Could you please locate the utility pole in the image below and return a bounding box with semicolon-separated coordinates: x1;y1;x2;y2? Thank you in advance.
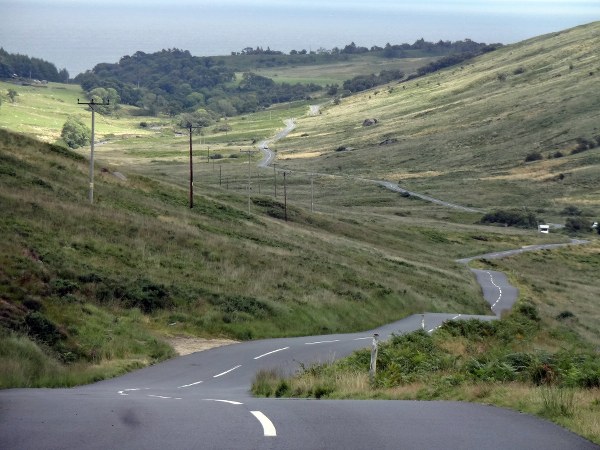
184;124;203;208
78;98;109;204
310;174;314;213
240;149;258;214
283;171;288;222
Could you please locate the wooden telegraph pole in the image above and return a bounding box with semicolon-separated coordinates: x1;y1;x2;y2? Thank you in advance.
77;98;109;204
283;171;289;222
184;124;203;208
240;149;258;214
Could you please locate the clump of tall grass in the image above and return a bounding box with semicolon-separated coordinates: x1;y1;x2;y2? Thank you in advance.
539;385;576;418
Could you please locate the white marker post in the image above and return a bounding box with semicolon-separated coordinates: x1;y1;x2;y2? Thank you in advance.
421;314;425;331
369;333;379;385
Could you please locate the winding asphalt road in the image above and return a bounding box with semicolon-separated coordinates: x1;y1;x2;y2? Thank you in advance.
1;239;596;449
1;120;596;449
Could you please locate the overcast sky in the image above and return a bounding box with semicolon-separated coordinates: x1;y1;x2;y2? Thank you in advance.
3;0;600;13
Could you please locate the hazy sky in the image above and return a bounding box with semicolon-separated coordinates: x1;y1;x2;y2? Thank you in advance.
4;0;600;14
1;0;599;75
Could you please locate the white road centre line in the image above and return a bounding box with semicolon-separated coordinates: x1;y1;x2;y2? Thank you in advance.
250;411;277;437
118;388;144;396
487;271;503;310
178;380;203;388
148;395;180;400
213;365;242;378
253;347;290;360
428;314;462;333
202;399;244;405
304;339;340;345
353;337;371;341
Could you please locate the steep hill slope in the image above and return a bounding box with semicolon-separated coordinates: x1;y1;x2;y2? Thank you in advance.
277;22;600;219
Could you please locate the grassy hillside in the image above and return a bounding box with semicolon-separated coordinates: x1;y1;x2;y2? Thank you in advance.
274;22;600;222
2;126;550;388
1;22;598;394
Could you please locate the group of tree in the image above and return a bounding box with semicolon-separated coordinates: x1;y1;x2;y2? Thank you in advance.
74;48;321;118
415;43;501;77
0;48;69;82
342;69;405;93
231;38;497;59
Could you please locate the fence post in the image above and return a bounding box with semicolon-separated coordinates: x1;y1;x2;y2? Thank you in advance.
369;333;379;385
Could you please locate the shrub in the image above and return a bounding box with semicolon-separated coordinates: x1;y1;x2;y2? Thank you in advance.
571;137;595;155
525;151;543;162
480;210;539;228
565;217;587;233
556;310;575;320
24;312;63;345
61;117;91;149
552;150;564;158
560;205;582;216
516;302;541;322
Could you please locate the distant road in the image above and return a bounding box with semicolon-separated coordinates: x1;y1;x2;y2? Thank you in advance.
257;119;295;168
258;114;483;213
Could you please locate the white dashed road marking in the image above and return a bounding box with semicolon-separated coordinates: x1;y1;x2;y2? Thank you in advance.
178;380;203;388
118;388;147;396
428;314;462;333
253;347;289;360
202;399;244;405
213;365;242;378
487;271;503;310
305;339;340;345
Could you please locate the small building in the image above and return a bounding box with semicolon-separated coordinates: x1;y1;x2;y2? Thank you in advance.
538;224;550;234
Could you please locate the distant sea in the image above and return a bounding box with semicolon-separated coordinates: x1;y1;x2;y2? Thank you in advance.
1;1;598;77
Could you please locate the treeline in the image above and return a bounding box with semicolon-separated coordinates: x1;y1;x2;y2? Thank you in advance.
416;44;502;77
0;48;69;82
74;48;321;117
342;69;405;93
232;38;497;59
224;38;500;70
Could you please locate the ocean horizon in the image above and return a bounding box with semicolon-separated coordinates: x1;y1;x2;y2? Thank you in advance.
1;1;599;77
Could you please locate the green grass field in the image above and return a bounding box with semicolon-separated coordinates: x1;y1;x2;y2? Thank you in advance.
253;54;439;86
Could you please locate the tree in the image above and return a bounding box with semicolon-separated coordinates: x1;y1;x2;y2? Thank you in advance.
176;109;213;128
88;87;120;114
61;116;91;149
58;68;69;83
